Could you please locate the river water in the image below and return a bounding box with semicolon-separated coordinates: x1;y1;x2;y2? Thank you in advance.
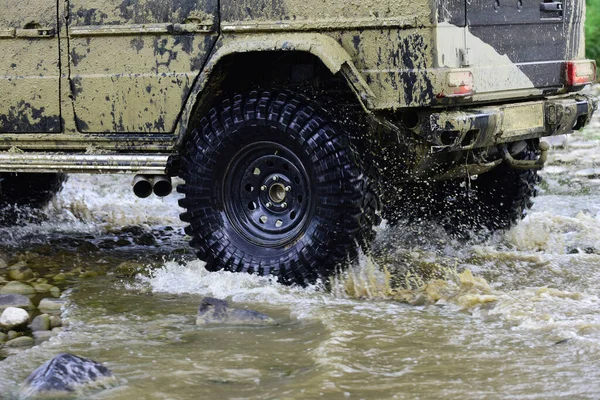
0;88;599;399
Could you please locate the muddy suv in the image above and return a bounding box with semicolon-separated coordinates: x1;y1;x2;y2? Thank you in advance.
0;0;596;284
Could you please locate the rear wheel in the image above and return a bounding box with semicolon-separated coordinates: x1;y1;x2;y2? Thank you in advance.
383;142;541;235
178;90;380;285
0;173;67;224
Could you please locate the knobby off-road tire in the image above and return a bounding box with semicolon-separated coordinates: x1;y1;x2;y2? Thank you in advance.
435;143;541;234
382;142;540;235
178;90;381;285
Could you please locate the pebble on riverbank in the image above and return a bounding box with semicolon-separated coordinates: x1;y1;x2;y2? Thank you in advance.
30;314;51;331
0;281;35;296
38;298;68;313
6;336;34;347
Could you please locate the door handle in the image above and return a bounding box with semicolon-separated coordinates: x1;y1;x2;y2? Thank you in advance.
540;1;563;17
15;27;56;38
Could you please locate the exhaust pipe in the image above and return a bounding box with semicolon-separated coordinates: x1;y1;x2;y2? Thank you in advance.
132;175;153;198
152;175;172;197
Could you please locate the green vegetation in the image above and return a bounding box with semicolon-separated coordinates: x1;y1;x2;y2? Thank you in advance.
587;0;600;76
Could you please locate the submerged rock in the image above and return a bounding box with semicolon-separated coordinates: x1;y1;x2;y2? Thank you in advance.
196;297;276;326
0;293;34;310
20;353;115;397
8;262;34;281
0;307;29;330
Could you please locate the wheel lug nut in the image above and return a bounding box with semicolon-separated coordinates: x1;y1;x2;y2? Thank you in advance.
266;202;272;208
281;202;287;208
261;185;267;191
272;176;278;181
285;186;291;192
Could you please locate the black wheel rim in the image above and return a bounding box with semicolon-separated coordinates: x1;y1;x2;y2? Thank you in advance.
223;141;312;247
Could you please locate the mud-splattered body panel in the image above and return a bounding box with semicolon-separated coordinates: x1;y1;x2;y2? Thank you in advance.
0;0;593;159
0;1;62;133
68;0;217;133
220;0;437;109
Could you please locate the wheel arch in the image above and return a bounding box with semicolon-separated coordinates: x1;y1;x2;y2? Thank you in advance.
173;33;376;148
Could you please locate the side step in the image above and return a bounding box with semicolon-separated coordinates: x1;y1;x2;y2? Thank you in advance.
0;153;173;174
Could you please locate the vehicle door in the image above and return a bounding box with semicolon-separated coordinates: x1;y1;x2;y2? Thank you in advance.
67;0;218;133
0;0;61;133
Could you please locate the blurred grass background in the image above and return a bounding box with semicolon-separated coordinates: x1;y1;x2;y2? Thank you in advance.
587;0;600;78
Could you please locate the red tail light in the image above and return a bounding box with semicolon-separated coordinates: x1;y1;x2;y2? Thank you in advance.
566;60;597;86
438;70;474;98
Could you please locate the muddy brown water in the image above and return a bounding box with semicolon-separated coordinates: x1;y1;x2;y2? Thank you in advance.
1;89;600;399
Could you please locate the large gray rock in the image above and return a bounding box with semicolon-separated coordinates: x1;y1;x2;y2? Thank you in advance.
0;307;29;330
196;297;276;326
20;353;116;397
0;293;34;311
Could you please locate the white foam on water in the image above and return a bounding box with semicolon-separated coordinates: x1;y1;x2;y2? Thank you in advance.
50;174;184;227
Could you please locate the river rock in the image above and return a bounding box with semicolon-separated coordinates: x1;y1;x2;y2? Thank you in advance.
49;315;62;329
33;283;53;293
0;281;35;295
38;298;68;313
49;286;61;297
8;263;34;281
0;293;34;311
196;297;276;326
7;330;22;340
30;314;51;331
134;232;157;246
0;307;30;330
20;353;116;397
0;332;7;343
5;336;34;347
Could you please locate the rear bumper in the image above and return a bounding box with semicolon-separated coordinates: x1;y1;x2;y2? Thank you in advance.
408;94;597;152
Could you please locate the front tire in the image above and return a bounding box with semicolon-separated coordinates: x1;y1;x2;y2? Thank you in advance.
178;91;380;285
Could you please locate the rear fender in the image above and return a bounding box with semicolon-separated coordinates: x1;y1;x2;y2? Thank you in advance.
174;33;375;146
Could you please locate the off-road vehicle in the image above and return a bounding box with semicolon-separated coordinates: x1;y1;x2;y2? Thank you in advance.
0;0;596;284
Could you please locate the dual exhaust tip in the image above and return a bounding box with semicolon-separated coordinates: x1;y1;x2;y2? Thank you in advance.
132;174;172;198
